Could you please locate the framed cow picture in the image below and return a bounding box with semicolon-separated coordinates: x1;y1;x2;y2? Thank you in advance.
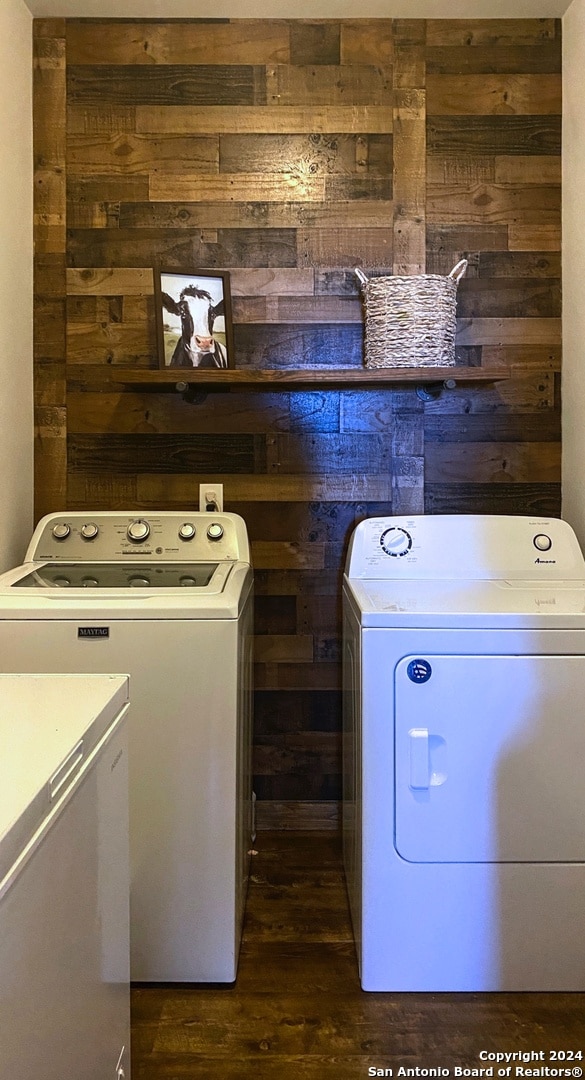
154;268;235;370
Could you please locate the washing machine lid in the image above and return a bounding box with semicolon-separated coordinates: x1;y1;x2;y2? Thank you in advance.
11;561;223;590
0;561;252;618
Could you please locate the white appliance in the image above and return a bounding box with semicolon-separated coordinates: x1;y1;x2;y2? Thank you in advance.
0;511;254;983
0;673;130;1080
343;514;585;991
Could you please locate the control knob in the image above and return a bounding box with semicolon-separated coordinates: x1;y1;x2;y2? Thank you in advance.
80;522;99;540
178;522;196;541
380;526;413;557
127;519;150;543
52;523;70;541
533;533;552;552
207;523;224;541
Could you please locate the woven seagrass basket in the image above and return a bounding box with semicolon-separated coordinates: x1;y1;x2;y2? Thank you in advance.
355;259;468;368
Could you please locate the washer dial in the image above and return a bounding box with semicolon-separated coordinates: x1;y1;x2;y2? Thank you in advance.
380;527;413;557
80;522;99;540
207;523;224;541
52;523;70;540
178;522;196;541
127;519;150;543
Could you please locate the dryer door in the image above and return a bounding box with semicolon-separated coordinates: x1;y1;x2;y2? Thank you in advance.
395;654;585;863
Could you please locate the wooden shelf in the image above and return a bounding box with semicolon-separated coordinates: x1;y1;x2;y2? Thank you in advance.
110;366;510;389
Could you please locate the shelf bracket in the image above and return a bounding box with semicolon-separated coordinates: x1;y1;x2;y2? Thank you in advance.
416;378;458;402
175;381;208;405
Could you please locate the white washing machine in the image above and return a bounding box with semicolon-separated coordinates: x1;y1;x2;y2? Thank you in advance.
0;511;254;984
343;514;585;991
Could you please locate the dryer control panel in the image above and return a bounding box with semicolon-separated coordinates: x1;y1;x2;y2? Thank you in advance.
346;515;585;580
26;512;251;564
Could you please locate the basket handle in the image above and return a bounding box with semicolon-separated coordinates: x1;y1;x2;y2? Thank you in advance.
448;259;468;283
354;268;369;287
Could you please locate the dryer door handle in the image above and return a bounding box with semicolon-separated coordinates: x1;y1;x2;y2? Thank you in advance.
408;728;430;789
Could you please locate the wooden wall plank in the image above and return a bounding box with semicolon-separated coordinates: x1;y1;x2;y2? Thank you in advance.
509;224;561;250
266;65;393;107
232;296;362;323
425;483;561;516
392;27;426;277
299;229;393;269
427;115;561;156
425;442;560;483
426;183;560;225
68;433;265;474
426;43;561;75
67;65;267;106
116;200;394;230
233;324;363;369
494;155;561;184
134;474;393;504
218;133;391;176
67;133;219;173
149;173;328;203
135;104;393;134
66;20;291;66
426;74;561;114
457;279;560;318
426;20;558;45
340;20;394;65
456;317;561;345
289;22;340;65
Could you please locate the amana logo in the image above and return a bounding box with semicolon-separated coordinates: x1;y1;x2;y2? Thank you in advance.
534;558;556;564
78;626;110;639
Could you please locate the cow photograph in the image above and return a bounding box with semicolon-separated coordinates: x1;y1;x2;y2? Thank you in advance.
154;269;234;370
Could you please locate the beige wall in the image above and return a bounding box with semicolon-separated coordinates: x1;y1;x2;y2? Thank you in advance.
23;0;570;16
562;0;585;544
0;0;33;572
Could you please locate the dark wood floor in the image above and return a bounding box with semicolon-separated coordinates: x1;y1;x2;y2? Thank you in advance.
132;832;585;1078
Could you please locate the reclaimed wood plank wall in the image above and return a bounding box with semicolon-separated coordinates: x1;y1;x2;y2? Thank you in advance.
33;17;561;828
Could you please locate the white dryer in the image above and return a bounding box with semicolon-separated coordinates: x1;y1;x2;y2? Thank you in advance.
0;511;253;984
343;514;585;991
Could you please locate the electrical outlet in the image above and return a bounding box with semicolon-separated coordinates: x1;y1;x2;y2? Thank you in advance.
199;483;224;512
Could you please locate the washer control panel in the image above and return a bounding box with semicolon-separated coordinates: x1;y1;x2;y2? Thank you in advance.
28;512;251;564
346;515;585;580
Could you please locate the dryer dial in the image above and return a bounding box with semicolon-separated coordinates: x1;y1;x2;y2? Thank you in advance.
380;527;412;557
127;519;150;543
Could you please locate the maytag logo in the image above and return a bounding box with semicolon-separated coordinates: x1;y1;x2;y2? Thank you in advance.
78;627;110;639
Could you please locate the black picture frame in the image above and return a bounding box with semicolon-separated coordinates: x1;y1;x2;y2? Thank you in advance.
154;268;235;370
